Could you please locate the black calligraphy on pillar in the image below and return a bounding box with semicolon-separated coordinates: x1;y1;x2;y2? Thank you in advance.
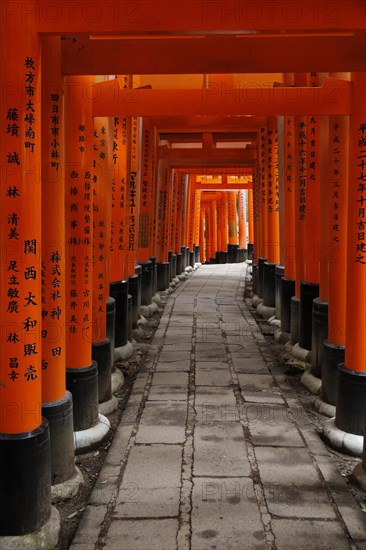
355;122;366;264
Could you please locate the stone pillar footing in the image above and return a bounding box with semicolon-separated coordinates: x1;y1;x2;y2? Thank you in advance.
323;418;363;457
74;413;111;454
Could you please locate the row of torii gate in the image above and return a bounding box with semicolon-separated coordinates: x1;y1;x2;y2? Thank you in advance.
0;0;366;546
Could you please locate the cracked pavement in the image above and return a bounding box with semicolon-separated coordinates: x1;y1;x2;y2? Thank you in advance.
70;264;366;550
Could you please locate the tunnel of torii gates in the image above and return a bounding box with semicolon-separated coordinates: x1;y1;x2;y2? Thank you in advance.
0;0;366;543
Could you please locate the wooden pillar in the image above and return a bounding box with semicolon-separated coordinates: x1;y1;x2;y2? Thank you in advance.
0;18;54;539
267;117;280;264
92;116;115;407
194;190;202;250
138;121;154;262
259;127;268;259
252;170;261;264
248;187;254;245
305;73;321;285
156;161;171;262
211;200;218;257
64;75;103;439
228;191;238;245
126;116;140;277
294;74;307;298
187;176;196;250
283;114;296;280
40;35;78;492
222;192;229;252
175;173;185;253
199;205;206;264
238;190;247;249
334;72;366;437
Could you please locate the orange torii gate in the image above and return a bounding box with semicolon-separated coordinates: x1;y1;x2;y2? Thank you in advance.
1;1;366;544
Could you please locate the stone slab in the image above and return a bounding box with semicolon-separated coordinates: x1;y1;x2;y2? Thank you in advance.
136;401;187;444
271;519;350;550
247;403;304;447
191;477;266;550
121;444;182;489
105;519;178;550
195;368;232;386
194;422;250;477
114;486;180;518
255;447;337;519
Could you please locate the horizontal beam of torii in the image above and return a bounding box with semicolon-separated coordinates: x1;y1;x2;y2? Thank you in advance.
7;0;365;33
149;116;267;133
62;33;366;75
91;79;352;116
193;183;253;191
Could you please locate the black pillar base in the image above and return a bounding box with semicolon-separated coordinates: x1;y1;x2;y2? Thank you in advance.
168;250;173;281
106;297;116;353
321;340;345;406
110;280;129;348
181;246;187;271
171;254;177;278
185;247;190;268
252;264;258;295
176;253;183;275
247;243;254;261
335;364;366;435
257;257;268;299
92;339;112;404
263;262;276;307
189;251;195;268
280;277;295;333
290;296;300;344
127;294;133;340
157;262;170;291
66;362;99;432
275;265;285;319
299;281;319;350
148;257;157;296
139;261;153;305
228;244;239;263
128;274;140;328
42;391;75;486
0;420;51;536
237;248;247;262
311;299;328;378
194;245;200;263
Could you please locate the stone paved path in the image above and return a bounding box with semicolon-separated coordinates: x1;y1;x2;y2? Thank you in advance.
71;264;366;550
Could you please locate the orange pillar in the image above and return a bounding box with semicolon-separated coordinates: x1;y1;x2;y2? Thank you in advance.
126;116;140;277
238;190;247;250
335;72;366;437
109;97;131;352
64;76;102;438
138;121;154;262
0;18;55;539
175;173;185;253
259;127;268;260
252;169;261;265
248;187;254;246
217;195;223;254
187;176;196;251
211;200;218;258
193;189;202;261
267;117;280;264
321;113;349;406
222;193;229;253
228;192;238;245
41;35;78;491
92;116;115;408
199;205;206;264
280;112;297;333
297;73;321;352
156;160;172;263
